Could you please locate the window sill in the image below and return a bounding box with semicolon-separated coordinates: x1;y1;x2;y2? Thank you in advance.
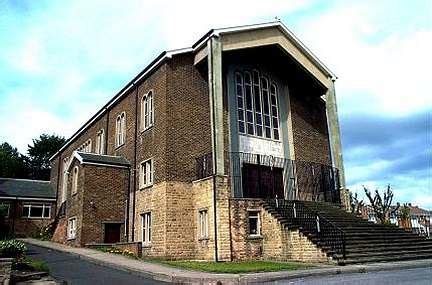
247;235;263;240
140;125;154;134
198;237;210;241
115;143;125;150
142;243;152;248
139;184;153;191
67;237;76;241
239;133;281;143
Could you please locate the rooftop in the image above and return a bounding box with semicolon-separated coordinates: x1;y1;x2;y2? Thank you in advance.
0;178;56;199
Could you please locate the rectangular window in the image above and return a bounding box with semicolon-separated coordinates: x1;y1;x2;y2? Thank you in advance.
0;202;10;218
141;212;152;246
248;211;260;236
22;204;51;219
198;209;208;239
139;159;153;188
68;217;77;240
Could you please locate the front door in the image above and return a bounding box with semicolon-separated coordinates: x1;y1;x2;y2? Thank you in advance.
242;163;284;198
104;223;121;243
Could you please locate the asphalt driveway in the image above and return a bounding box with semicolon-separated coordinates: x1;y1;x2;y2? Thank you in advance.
26;243;167;285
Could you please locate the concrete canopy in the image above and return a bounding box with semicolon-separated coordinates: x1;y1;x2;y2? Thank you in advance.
193;22;336;89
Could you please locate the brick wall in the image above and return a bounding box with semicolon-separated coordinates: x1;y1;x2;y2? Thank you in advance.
81;164;129;245
290;94;331;165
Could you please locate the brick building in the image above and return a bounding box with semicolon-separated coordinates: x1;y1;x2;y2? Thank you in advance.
0;178;56;237
49;22;349;262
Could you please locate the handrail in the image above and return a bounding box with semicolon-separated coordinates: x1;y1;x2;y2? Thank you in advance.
268;199;346;259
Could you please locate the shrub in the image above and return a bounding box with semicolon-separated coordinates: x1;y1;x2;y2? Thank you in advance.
0;239;27;258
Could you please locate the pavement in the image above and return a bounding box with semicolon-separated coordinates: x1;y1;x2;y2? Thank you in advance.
21;238;432;284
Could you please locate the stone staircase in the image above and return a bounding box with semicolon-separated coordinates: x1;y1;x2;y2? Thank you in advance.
264;200;432;265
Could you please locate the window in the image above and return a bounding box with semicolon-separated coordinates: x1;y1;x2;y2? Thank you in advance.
235;70;280;140
22;204;51;219
77;139;92;153
139;159;153;188
68;217;77;240
61;157;69;203
141;91;154;131
141;212;152;246
95;129;105;154
72;166;79;195
116;112;126;147
198;209;208;239
248;211;260;236
0;202;10;218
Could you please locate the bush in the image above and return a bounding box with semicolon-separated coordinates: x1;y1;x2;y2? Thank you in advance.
0;239;27;258
13;257;50;273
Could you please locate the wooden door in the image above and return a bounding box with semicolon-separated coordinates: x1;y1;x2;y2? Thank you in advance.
104;223;121;243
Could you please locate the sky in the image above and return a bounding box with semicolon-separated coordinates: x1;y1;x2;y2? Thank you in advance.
0;0;431;208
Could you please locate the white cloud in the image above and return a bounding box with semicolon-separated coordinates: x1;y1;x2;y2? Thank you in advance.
295;1;432;115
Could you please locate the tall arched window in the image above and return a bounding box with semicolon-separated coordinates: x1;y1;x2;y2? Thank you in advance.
235;69;280;140
116;112;126;147
61;157;69;203
95;129;105;154
72;166;79;195
141;91;154;131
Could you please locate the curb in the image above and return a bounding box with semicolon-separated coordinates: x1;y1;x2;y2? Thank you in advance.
22;239;432;284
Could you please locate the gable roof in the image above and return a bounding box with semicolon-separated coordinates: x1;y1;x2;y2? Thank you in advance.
49;21;335;162
70;151;130;169
0;178;56;199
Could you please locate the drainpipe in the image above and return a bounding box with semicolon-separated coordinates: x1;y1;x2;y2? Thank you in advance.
131;84;139;241
105;108;109;155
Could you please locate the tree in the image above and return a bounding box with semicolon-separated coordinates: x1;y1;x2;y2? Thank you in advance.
0;142;29;178
349;191;364;216
27;134;66;180
364;184;399;224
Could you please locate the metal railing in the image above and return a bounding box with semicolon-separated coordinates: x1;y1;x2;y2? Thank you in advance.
230;152;341;203
267;199;346;258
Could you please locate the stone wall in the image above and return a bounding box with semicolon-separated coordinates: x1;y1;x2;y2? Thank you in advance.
230;198;331;263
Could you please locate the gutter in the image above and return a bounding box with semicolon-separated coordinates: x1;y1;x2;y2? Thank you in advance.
131;83;139;241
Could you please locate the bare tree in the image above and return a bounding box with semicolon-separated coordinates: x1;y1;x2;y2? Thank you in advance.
349;191;364;215
363;184;399;224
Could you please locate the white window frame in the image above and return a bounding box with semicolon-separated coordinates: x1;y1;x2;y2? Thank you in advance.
67;217;77;240
116;112;126;147
139;159;154;189
95;129;105;154
141;212;152;246
141;91;154;131
22;203;51;219
0;202;10;218
248;211;261;237
198;209;209;239
72;166;79;195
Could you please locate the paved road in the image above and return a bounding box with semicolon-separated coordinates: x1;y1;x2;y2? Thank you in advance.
268;267;432;285
26;244;167;285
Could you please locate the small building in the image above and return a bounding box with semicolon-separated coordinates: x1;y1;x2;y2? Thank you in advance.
0;178;56;237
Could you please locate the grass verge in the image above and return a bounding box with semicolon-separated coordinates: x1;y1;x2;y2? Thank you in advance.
155;260;312;274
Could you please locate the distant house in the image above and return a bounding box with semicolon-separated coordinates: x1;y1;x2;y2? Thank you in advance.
0;178;56;237
359;203;431;238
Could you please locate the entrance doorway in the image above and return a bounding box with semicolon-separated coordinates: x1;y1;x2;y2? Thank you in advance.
104;223;121;243
242;163;284;198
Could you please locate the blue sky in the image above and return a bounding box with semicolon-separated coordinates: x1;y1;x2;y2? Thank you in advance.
0;0;431;208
